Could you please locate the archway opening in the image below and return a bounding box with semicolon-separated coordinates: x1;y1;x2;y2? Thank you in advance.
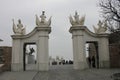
23;43;37;71
85;41;99;68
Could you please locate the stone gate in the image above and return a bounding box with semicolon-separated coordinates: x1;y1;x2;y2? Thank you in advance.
69;12;110;70
11;11;110;71
11;11;51;71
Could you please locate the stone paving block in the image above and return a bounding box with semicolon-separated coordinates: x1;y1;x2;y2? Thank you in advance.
0;65;120;80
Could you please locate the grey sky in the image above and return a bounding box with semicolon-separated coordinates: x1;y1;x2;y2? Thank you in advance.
0;0;100;60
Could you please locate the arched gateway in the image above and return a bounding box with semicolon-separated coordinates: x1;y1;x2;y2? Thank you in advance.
11;11;51;71
69;12;110;70
11;11;110;71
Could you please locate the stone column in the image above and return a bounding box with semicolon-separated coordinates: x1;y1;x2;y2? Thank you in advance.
37;27;51;71
99;36;110;68
69;26;88;70
11;38;23;71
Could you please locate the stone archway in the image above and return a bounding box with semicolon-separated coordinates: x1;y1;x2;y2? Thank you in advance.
23;43;37;71
69;12;110;70
85;41;99;68
11;11;51;71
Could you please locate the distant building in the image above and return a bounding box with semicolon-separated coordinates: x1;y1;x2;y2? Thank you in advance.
49;56;65;65
49;56;73;65
0;46;12;71
109;43;120;68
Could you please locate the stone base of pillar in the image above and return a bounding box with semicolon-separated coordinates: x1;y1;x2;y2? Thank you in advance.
28;55;35;64
37;63;49;71
99;61;110;68
11;63;23;71
73;61;88;70
25;64;37;71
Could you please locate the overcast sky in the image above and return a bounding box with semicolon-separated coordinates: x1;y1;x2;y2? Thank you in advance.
0;0;100;60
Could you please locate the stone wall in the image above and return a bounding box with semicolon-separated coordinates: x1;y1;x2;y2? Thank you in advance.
0;46;12;71
109;44;120;68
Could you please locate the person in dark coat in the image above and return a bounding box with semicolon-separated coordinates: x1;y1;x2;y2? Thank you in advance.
91;56;96;68
88;57;91;68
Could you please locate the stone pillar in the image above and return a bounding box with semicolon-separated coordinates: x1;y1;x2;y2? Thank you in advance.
11;38;23;71
69;26;88;70
99;36;110;68
37;27;51;71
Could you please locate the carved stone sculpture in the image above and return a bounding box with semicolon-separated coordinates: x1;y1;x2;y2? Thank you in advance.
36;11;51;27
69;11;85;26
12;19;26;35
93;20;107;34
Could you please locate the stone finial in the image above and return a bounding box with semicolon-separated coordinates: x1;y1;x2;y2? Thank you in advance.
40;11;46;23
69;11;85;26
12;19;26;35
36;11;51;27
93;20;107;34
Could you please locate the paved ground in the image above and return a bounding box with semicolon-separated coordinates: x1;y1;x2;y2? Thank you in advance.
0;65;120;80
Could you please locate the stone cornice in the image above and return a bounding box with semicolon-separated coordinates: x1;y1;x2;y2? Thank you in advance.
11;27;51;39
69;26;109;38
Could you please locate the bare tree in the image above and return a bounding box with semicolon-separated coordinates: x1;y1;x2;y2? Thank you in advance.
99;0;120;44
99;0;120;32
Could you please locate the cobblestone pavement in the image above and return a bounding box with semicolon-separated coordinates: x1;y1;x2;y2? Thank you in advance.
0;65;120;80
0;71;37;80
33;65;120;80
